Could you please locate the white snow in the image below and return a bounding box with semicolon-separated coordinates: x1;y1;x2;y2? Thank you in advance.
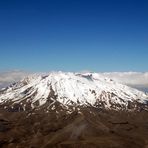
0;72;147;109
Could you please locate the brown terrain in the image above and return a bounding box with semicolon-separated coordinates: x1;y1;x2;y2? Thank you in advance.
0;106;148;148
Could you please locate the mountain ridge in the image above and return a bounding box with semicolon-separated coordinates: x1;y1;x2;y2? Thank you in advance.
0;72;147;111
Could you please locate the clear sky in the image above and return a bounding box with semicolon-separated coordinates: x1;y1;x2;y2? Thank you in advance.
0;0;147;72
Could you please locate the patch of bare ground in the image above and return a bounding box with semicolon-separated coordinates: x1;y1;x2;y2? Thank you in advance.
0;107;148;148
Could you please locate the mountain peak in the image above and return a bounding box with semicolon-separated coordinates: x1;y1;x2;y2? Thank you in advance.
0;72;147;111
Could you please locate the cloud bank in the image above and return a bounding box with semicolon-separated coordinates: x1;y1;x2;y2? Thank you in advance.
0;70;31;89
102;72;148;87
0;71;148;92
101;72;148;92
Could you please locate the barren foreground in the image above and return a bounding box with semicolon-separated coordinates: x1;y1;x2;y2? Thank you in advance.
0;108;148;148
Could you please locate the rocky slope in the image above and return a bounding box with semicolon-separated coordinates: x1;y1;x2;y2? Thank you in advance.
0;107;148;148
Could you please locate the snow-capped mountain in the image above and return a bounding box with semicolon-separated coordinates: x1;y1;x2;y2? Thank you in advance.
0;72;148;148
0;72;147;111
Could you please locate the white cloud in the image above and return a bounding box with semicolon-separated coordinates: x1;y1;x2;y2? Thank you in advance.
0;70;31;88
102;72;148;87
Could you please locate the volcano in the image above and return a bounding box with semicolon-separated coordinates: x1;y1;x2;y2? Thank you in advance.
0;72;148;148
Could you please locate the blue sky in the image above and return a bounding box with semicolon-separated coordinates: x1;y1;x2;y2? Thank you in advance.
0;0;148;72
